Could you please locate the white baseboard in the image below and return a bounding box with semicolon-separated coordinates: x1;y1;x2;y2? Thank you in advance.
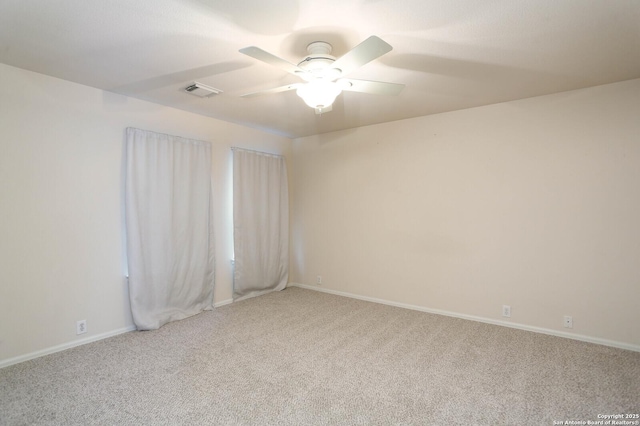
214;298;233;308
0;325;137;370
1;301;234;370
4;286;634;370
288;283;640;353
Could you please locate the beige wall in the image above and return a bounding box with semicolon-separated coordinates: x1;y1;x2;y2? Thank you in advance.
0;63;291;363
291;79;640;348
1;60;638;364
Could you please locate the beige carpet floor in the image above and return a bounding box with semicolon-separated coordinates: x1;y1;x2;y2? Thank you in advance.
1;287;638;425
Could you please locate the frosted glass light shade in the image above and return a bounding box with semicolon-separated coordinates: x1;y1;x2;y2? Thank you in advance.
296;81;342;109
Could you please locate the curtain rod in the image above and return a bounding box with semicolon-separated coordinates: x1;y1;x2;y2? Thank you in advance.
126;127;211;146
231;146;284;158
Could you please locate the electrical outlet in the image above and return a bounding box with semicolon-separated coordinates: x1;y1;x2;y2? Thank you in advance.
316;275;322;285
502;305;511;318
76;320;87;335
563;315;573;328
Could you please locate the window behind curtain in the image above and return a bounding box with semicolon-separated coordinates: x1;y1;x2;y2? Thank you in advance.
232;148;288;301
125;127;215;330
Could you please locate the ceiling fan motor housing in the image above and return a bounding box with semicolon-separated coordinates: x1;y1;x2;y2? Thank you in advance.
297;41;341;80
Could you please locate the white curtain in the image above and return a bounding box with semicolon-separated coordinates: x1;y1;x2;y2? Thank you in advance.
125;128;215;330
232;148;289;301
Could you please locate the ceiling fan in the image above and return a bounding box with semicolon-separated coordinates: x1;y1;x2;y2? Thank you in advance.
239;36;404;114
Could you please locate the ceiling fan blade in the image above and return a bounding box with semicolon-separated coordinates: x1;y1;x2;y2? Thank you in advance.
239;46;305;76
331;36;393;77
240;83;303;98
338;79;405;96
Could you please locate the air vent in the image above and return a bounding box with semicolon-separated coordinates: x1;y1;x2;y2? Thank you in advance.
184;82;223;97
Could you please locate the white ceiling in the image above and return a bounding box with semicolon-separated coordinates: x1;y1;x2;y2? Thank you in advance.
1;0;639;138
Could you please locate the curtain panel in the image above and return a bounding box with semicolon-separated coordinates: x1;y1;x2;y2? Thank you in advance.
232;148;289;301
125;128;215;330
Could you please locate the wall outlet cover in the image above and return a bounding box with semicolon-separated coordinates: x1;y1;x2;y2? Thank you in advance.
564;315;573;328
502;305;511;318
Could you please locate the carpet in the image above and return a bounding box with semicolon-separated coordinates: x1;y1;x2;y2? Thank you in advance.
1;287;638;425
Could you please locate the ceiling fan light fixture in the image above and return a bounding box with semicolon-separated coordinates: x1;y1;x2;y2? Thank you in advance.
239;36;403;114
296;80;342;109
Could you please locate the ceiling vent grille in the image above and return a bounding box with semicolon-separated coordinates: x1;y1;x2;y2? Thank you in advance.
184;82;223;97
